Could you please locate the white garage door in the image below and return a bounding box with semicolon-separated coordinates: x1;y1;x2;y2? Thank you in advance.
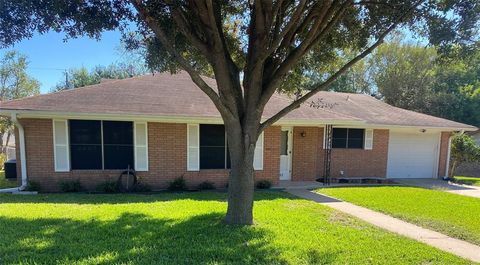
387;131;439;179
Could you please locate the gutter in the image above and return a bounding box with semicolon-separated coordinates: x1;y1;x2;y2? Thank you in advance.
0;113;28;192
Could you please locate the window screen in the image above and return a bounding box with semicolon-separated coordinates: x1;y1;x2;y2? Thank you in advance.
103;121;134;169
69;120;102;170
200;124;226;169
332;128;364;149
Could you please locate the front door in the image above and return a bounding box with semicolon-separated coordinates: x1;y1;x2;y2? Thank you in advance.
279;127;293;180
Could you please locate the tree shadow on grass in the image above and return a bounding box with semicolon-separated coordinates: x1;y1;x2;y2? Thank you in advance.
0;190;296;205
0;212;287;265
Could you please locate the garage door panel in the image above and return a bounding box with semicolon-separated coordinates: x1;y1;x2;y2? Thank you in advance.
387;132;439;179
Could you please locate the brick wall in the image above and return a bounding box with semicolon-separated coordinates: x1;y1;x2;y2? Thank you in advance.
291;126;322;181
437;132;451;177
291;127;389;181
16;118;280;192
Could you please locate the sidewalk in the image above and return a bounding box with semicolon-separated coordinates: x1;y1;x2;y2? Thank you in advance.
287;189;480;263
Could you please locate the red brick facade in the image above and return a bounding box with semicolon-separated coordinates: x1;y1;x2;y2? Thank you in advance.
291;127;389;181
437;132;451;177
16;119;280;191
15;118;452;191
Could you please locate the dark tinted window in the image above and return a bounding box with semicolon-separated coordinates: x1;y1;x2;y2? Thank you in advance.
347;129;364;149
103;121;134;169
69;120;102;170
332;128;364;149
200;124;226;169
332;128;348;148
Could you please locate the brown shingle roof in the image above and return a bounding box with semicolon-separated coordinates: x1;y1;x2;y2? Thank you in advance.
0;71;475;130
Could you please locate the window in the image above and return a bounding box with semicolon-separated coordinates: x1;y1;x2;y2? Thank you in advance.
200;124;228;169
280;130;288;155
332;128;364;149
188;124;264;171
69;120;102;170
103;121;134;169
69;120;134;170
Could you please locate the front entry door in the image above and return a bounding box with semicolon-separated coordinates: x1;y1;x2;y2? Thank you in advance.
279;127;293;180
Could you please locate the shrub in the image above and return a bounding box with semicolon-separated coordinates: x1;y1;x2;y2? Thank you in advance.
0;153;6;170
255;180;272;189
59;179;83;192
168;176;187;191
132;182;152;192
96;180;119;193
197;181;215;190
449;133;480;178
25;181;41;192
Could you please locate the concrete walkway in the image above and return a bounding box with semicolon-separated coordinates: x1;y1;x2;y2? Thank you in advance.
287;189;480;263
394;178;480;198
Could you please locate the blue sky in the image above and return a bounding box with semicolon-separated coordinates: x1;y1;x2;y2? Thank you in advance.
0;30;127;93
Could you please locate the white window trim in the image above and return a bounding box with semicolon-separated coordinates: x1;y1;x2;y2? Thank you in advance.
187;124;200;171
53;119;70;172
134;122;149;171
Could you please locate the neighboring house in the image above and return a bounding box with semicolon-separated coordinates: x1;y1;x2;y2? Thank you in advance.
0;72;476;191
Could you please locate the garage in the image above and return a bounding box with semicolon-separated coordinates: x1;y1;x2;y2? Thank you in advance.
386;130;440;178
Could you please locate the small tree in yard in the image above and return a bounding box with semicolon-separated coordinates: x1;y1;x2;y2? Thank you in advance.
449;133;480;178
1;0;478;225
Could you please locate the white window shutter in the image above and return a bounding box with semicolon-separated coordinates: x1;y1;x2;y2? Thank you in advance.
187;124;200;171
53;120;70;172
364;129;374;150
134;122;149;171
253;132;264;170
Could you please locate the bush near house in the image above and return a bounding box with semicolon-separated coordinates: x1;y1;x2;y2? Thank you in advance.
168;176;188;191
59;180;83;192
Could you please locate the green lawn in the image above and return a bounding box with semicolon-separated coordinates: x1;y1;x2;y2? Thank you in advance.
0;191;470;264
318;186;480;246
454;176;480;186
0;170;17;189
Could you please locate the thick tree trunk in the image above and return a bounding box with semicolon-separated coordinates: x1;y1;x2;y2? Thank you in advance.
224;124;258;225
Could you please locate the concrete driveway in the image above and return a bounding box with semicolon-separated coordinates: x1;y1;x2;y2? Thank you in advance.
394;178;480;198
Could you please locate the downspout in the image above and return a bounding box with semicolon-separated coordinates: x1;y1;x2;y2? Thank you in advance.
0;113;27;192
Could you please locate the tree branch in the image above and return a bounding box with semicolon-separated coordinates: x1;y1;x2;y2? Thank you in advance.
259;0;425;130
130;0;234;119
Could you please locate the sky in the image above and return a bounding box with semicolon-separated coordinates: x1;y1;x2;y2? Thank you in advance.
0;30;128;93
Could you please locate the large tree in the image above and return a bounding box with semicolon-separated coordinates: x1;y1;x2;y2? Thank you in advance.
1;0;478;224
0;51;40;154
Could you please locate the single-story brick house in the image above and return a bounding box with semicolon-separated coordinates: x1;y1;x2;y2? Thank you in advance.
0;72;476;191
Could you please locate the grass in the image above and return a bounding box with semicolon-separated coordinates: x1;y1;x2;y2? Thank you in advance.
318;186;480;246
0;191;470;264
453;176;480;186
0;170;17;189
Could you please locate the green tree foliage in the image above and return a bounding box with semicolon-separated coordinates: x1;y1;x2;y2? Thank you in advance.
363;39;480;127
53;63;148;91
449;133;480;178
0;51;40;153
369;39;437;112
1;0;478;224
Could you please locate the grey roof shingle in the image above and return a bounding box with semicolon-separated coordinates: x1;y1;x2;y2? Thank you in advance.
0;71;475;130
